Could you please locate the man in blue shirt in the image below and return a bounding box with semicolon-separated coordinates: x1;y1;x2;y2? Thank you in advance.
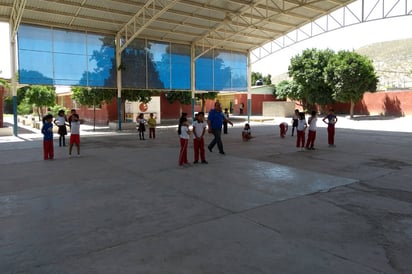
207;102;233;155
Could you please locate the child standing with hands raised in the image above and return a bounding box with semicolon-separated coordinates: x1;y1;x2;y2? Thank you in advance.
193;112;208;164
178;117;191;166
296;112;307;151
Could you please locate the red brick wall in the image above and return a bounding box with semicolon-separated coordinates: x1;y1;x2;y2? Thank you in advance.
58;90;412;124
160;93;198;119
58;94;110;125
327;90;412;116
0;86;4;127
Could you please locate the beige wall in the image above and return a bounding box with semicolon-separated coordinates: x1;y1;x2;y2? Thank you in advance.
263;101;295;117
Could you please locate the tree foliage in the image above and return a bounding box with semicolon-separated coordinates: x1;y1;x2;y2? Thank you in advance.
252;72;272;85
72;87;153;107
287;48;378;115
196;92;218;112
325;50;378;117
72;87;111;107
165;91;191;105
288;48;335;109
25;85;56;120
274;80;303;101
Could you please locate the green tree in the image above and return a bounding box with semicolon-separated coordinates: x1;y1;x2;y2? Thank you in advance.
165;91;191;114
325;50;378;118
274;80;304;102
252;72;272;85
196;92;218;112
71;87;112;107
0;77;9;89
72;87;153;122
165;91;191;104
288;48;335;110
25;85;56;121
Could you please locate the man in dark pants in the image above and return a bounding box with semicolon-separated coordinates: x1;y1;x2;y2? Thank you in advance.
207;102;233;155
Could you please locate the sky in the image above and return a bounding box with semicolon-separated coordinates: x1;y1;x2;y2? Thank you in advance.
1;11;412;80
252;15;412;77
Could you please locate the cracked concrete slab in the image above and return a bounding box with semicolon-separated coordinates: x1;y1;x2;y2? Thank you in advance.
0;121;411;273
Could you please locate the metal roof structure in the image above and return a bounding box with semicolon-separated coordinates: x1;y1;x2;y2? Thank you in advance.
1;0;356;55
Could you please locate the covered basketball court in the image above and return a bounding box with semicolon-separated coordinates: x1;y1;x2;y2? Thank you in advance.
2;2;412;273
1;0;356;135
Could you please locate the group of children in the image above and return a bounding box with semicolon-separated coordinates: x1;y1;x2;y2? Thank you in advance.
41;109;81;160
178;112;208;167
280;108;338;151
136;113;157;140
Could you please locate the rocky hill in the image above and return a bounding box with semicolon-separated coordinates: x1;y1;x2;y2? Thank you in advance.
271;38;412;89
356;38;412;89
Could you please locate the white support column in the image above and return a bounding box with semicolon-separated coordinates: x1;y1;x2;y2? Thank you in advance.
247;50;252;123
116;34;122;130
9;23;18;135
191;43;195;119
9;0;27;136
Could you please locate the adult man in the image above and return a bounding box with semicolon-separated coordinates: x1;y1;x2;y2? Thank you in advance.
207;102;233;155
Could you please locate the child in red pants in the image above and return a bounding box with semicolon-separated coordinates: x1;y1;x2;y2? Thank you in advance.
41;114;54;160
279;122;288;138
178;117;191;166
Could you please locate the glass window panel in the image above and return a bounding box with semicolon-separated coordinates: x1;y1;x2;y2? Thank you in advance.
18;25;53;84
54;52;87;86
18;25;52;51
214;50;231;91
86;34;116;87
195;47;213;91
53;29;86;55
147;41;168;89
231;52;247;91
18;51;53;84
171;44;190;90
122;38;146;88
53;29;87;85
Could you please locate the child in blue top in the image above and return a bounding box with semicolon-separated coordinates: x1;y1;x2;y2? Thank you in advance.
41;114;54;160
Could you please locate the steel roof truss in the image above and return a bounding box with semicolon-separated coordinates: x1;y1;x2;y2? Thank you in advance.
118;0;180;52
9;0;26;40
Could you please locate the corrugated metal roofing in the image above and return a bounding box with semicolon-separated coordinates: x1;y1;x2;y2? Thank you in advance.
0;0;356;53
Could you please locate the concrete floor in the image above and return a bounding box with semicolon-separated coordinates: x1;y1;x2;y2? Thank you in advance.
0;118;411;274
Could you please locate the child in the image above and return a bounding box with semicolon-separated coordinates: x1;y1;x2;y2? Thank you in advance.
136;113;146;140
291;109;299;136
223;108;229;134
279;122;288;138
296;112;307;151
193;112;208;164
54;109;68;147
305;110;318;150
178;117;191;166
41;114;54;160
147;113;156;139
322;108;338;147
69;114;81;157
242;123;253;141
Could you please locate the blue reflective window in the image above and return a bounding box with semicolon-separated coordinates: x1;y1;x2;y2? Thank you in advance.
230;52;247;91
147;41;168;89
195;48;247;92
18;25;116;87
171;44;190;90
86;35;115;87
53;29;87;86
17;24;247;91
122;39;146;88
18;51;54;85
18;25;53;84
195;48;213;91
214;50;231;91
